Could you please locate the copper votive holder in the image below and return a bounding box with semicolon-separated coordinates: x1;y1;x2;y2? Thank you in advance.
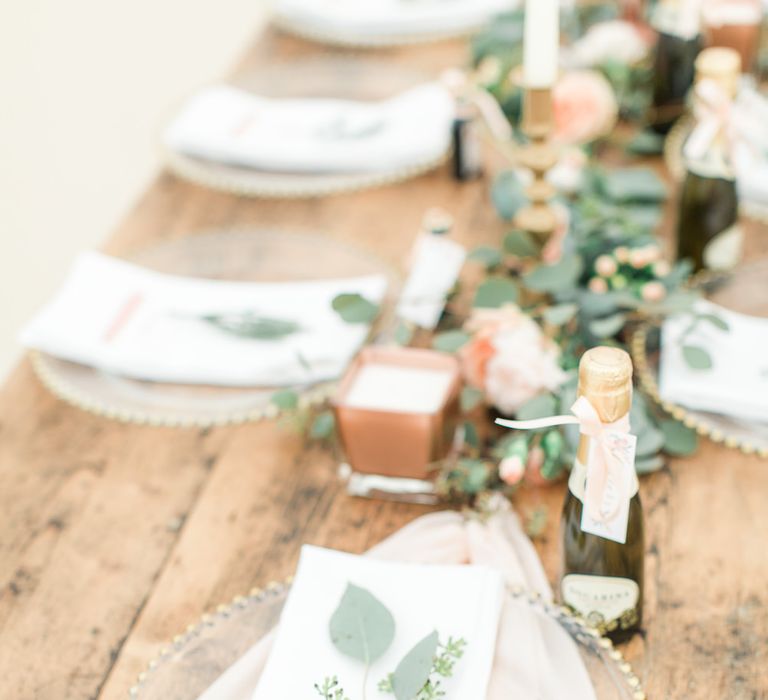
333;347;461;487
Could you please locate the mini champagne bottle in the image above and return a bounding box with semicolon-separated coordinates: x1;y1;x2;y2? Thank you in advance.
561;347;644;643
650;0;702;134
676;47;742;272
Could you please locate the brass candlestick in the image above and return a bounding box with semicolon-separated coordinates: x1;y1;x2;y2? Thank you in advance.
514;87;558;241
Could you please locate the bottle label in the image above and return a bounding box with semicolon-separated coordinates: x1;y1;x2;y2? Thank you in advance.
703;223;743;270
569;430;638;545
561;574;640;634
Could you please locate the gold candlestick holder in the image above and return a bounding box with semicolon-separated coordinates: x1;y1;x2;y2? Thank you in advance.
514;87;559;242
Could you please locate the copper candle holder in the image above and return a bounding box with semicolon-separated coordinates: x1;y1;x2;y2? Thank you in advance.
514;86;559;241
333;347;461;497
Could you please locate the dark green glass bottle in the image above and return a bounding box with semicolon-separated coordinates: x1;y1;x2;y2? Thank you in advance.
650;30;702;134
649;0;702;134
560;347;644;643
676;168;739;271
676;47;742;272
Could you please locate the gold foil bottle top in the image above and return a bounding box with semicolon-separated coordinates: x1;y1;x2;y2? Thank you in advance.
695;47;742;98
578;346;633;423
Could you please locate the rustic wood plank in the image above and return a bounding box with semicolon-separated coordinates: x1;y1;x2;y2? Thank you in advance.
1;23;767;700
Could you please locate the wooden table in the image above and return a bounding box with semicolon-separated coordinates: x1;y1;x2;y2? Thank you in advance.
2;28;767;700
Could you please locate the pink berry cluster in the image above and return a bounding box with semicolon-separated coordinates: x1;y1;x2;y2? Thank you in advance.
587;244;670;302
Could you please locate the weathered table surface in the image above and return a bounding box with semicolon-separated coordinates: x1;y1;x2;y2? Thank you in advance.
2;27;767;700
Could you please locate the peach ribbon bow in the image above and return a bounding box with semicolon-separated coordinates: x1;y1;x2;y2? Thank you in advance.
496;395;632;524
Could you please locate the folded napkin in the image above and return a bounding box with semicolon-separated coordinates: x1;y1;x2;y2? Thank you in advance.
274;0;518;40
660;300;768;423
164;84;454;174
20;251;387;387
254;546;503;698
197;499;596;700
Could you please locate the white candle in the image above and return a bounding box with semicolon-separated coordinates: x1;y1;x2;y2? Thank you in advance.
343;363;454;414
523;0;560;88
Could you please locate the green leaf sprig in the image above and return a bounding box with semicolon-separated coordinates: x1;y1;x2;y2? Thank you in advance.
322;584;467;700
199;312;302;340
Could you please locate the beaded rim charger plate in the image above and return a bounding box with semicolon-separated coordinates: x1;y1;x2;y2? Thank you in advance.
664;115;768;225
32;230;400;428
631;259;768;458
161;59;450;198
129;580;646;700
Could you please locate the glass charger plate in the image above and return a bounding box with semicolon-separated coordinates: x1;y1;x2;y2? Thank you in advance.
665;115;768;224
631;259;768;457
162;59;449;198
32;230;400;427
129;581;646;700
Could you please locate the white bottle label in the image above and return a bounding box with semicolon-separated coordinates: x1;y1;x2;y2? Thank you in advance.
561;574;640;632
703;223;743;271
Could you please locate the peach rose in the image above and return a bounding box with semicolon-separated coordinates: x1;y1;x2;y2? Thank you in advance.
552;70;618;145
459;305;529;389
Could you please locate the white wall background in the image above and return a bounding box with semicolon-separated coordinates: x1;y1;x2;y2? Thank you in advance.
0;1;268;381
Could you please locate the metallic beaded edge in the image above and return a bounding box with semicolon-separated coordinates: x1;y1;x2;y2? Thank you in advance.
127;578;292;699
129;581;646;700
163;147;450;199
30;350;335;428
664;115;768;225
630;324;768;459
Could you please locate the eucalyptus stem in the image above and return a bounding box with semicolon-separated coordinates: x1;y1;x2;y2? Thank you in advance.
361;664;369;700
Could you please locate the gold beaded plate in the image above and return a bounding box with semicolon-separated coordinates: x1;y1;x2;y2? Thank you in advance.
31;230;400;428
665;115;768;225
631;259;768;458
129;580;646;700
161;59;450;199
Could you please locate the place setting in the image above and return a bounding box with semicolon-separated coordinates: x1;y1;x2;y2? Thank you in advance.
270;0;520;47
22;229;400;426
161;58;457;198
7;1;768;700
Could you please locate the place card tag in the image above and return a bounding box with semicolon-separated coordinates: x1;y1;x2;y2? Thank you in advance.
396;234;466;330
581;432;637;544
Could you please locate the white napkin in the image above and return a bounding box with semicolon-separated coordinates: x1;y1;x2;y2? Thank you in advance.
20;251;387;387
253;545;503;699
660;300;768;423
274;0;519;40
164;84;454;174
196;500;596;700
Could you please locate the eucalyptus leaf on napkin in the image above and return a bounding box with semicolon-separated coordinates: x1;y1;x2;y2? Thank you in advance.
330;584;395;664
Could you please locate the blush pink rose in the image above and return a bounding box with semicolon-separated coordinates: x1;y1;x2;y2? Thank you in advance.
552;70;618;145
483;315;567;416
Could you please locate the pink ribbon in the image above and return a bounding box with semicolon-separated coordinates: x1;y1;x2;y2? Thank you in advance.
496;396;632;524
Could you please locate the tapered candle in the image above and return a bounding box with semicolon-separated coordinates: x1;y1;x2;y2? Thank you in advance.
523;0;560;88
